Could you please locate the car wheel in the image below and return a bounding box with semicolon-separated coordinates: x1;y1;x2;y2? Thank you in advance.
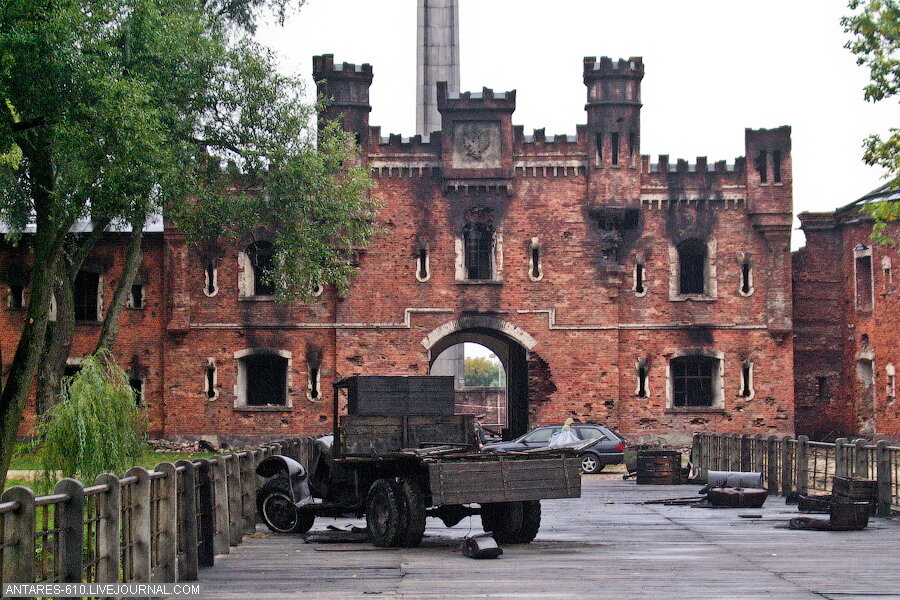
257;477;314;533
396;477;427;547
366;478;406;547
580;454;603;474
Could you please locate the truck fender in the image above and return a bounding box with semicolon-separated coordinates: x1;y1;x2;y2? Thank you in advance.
256;455;312;505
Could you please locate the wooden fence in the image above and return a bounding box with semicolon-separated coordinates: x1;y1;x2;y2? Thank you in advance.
691;433;900;516
0;437;319;588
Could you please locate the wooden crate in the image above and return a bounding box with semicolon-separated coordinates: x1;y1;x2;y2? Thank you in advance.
428;456;581;505
341;414;475;455
344;375;455;416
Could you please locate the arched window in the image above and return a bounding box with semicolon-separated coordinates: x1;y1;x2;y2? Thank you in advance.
677;239;707;295
235;348;291;408
463;223;494;280
246;241;275;296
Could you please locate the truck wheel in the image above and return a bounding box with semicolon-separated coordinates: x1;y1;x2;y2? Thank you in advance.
480;502;523;544
257;477;315;534
366;478;405;547
513;501;541;544
396;477;427;547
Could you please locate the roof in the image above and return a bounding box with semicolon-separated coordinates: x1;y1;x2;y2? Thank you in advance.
0;212;164;235
837;182;900;216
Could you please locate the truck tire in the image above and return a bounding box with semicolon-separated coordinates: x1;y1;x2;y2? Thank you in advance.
396;477;427;547
513;500;541;543
366;478;406;547
257;477;315;534
479;502;523;544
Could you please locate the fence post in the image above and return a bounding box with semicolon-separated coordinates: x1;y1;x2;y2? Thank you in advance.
240;451;257;534
834;438;848;478
175;460;199;581
766;435;779;494
1;486;35;584
55;478;85;590
781;435;794;495
690;433;701;471
740;434;752;472
94;473;121;584
875;441;891;517
194;459;216;568
153;463;179;583
853;439;869;478
125;467;152;583
212;457;231;554
796;435;809;496
225;455;243;546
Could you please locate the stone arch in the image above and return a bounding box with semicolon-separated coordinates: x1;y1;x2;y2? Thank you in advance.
421;316;537;352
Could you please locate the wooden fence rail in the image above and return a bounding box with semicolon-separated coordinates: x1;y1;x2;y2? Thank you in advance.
0;436;317;589
691;433;900;516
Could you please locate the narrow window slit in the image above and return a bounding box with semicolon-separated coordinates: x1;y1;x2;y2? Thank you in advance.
309;366;320;400
206;362;216;399
531;247;540;279
611;132;619;165
773;150;782;183
741;262;752;295
756;150;768;183
740;363;753;398
635;263;645;294
816;376;828;400
595;133;603;163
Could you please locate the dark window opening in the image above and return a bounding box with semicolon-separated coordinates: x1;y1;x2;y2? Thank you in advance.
247;241;275;296
637;365;648;398
856;255;873;311
677;239;706;295
206;364;216;399
816;376;828;401
629;132;636;158
671;355;717;408
464;224;493;280
205;263;216;295
129;284;144;308
9;284;24;309
740;363;752;397
611;132;619;165
64;364;82;379
129;378;143;405
418;248;428;280
595;133;603;163
73;271;100;321
309;366;320;399
756;150;768;183
635;263;645;294
741;262;752;294
245;353;287;406
773;150;782;183
531;246;541;279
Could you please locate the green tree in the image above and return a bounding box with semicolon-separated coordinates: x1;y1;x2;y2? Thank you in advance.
0;0;377;486
842;0;900;237
465;357;502;388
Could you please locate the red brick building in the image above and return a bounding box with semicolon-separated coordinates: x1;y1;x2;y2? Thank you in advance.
793;185;899;441
3;54;797;444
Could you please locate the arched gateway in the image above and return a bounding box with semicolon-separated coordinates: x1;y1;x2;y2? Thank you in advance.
422;317;535;439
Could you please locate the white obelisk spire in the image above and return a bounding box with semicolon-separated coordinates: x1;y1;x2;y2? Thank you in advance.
416;0;460;137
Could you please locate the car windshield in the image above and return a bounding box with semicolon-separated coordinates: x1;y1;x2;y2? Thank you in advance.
575;427;607;441
521;428;557;443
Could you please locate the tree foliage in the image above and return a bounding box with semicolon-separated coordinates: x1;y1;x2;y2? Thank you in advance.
39;352;147;483
842;0;900;238
465;357;503;388
0;0;376;485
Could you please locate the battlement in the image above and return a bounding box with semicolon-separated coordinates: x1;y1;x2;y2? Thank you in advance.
369;126;439;151
312;54;373;79
648;155;745;174
583;56;644;78
437;82;516;112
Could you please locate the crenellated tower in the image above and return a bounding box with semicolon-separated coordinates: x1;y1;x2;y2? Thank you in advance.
583;56;644;205
313;54;374;152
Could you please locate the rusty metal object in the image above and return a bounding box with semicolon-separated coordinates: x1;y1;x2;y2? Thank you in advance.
635;450;682;485
798;494;832;514
705;487;768;508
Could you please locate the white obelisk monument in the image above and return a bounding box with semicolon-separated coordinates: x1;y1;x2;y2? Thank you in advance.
416;0;460;137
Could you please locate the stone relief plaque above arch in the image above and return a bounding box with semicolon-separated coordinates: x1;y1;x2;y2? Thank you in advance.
421;315;538;351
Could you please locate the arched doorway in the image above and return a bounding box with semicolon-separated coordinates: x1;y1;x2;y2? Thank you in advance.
427;327;530;439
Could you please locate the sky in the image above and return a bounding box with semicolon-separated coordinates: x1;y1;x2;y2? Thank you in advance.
258;0;896;249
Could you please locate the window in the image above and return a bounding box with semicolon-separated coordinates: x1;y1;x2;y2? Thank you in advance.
854;244;873;312
634;261;646;295
756;150;768;183
595;133;603;164
669;354;722;408
8;284;24;309
205;359;217;400
308;365;321;400
882;256;892;293
611;132;619;165
887;364;896;402
738;252;753;296
773;150;782;183
64;364;82;379
529;238;542;281
247;241;276;296
575;427;606;441
416;244;430;282
463;223;494;280
677;239;707;295
816;376;828;401
235;349;291;408
522;428;557;443
128;284;145;309
739;361;754;399
73;271;101;321
204;261;218;297
636;360;649;398
129;378;144;405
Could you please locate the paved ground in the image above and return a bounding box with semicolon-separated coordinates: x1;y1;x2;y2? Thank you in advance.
190;470;900;600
